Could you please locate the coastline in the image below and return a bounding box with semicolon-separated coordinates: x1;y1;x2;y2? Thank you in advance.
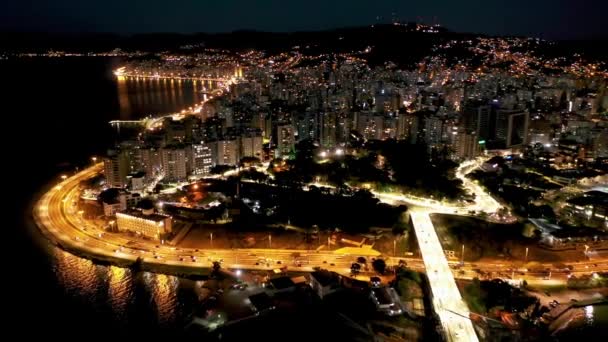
31;171;214;279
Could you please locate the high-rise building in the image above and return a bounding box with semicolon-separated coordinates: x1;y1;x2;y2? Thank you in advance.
240;130;263;159
397;113;418;143
215;139;239;165
336;114;352;144
320;112;337;148
161;146;187;181
453;129;480;160
496;109;530;147
295;111;318;142
357;113;384;140
463;102;492;141
276;124;295;158
137;147;162;181
592;129;608;158
104;148;130;188
424;115;445;146
192;143;213;176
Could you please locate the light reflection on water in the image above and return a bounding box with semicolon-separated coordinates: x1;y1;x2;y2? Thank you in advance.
584;305;594;326
108;266;132;321
48;248;196;331
116;77;216;120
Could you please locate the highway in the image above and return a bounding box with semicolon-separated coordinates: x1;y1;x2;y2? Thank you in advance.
35;164;427;276
34;159;606;342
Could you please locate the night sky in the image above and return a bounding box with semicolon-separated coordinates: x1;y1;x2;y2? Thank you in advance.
2;0;606;39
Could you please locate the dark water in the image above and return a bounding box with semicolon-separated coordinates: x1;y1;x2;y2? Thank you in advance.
5;57;203;339
4;57;606;340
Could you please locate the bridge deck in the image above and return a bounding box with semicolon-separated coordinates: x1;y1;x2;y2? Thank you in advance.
410;211;479;342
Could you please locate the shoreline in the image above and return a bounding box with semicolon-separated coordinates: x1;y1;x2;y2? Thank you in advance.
31;171;215;279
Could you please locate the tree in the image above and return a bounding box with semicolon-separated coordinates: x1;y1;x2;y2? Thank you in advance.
356;256;367;264
240;168;268;183
210;165;236;175
372;259;387;274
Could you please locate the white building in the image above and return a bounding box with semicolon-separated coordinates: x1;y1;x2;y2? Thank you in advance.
192;143;214;176
127;172;146;192
116;209;172;240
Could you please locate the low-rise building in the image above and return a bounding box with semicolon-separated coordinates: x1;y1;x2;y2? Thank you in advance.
564;191;608;229
127;171;146;192
370;287;403;316
309;270;341;299
115;209;172;240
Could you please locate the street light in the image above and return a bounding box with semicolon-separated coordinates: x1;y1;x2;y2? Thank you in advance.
91;156;97;164
393;240;397;257
525;247;529;263
268;234;272;248
210;232;213;248
61;174;67;180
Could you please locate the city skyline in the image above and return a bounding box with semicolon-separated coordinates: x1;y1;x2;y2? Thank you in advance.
5;3;607;340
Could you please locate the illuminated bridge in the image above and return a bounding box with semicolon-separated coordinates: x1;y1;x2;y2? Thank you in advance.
410;210;478;342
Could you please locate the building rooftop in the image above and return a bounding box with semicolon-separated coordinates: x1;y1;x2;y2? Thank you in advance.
248;292;274;312
128;171;146;178
371;287;392;305
117;209;170;222
268;276;295;290
310;270;340;287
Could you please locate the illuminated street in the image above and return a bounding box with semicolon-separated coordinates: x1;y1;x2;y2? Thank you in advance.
411;210;478;342
34;160;608;341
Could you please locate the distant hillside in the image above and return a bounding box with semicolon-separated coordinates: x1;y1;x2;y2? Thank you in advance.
1;25;604;66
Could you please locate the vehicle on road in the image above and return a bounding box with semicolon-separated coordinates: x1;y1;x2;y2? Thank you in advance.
370;277;381;287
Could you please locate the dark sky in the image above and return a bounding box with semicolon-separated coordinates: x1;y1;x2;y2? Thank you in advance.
2;0;606;39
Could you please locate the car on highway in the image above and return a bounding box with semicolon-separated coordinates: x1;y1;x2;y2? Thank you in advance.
230;283;248;290
370;277;381;287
